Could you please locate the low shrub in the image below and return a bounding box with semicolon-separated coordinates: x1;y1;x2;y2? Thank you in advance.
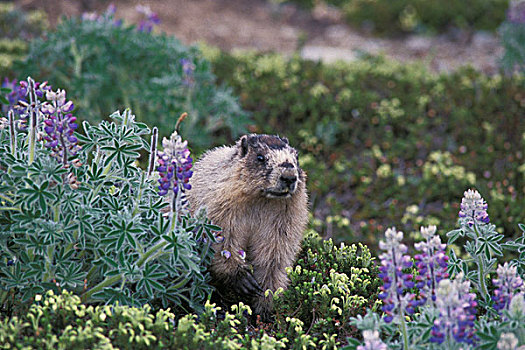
206;48;525;247
0;78;217;316
14;6;249;150
0;289;335;349
0;3;47;77
274;230;382;342
499;0;525;72
340;0;509;35
283;0;509;35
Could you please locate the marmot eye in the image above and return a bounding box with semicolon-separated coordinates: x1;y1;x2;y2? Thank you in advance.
257;154;265;162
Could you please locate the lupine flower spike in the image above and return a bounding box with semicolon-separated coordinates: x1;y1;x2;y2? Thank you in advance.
458;189;490;227
1;78;26;115
414;225;449;306
180;58;196;87
20;78;50;165
492;263;524;314
156;131;193;197
357;330;388;350
430;273;478;345
136;5;161;32
507;0;525;24
378;227;416;323
41;88;81;166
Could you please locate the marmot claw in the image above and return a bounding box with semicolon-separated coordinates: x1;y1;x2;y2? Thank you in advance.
234;268;264;298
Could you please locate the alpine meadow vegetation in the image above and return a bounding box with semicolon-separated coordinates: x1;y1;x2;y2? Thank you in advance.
1;3;524;349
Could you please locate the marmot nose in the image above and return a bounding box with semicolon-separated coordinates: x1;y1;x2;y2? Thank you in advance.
280;174;297;187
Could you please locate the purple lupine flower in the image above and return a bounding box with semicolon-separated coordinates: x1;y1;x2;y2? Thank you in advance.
81;12;99;21
430;274;477;345
105;3;116;17
41;88;81;165
221;250;231;259
82;4;122;26
136;5;161;32
507;0;525;24
156;131;193;197
378;227;416;323
15;79;51;130
414;225;449;306
458;189;490;226
357;330;388;350
0;116;7;130
180;58;196;87
238;250;246;261
492;263;524;313
1;78;27;114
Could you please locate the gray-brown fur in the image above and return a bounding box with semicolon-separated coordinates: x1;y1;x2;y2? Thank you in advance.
188;134;308;319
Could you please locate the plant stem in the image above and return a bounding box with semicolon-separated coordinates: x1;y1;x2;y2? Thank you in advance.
399;311;410;350
474;224;489;301
137;240;167;267
0;207;21;211
0;193;15;203
8;110;16;156
27;79;38;166
83;239;169;302
81;274;122;302
132;172;145;217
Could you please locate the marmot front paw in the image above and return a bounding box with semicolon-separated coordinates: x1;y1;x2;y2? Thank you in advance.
233;268;264;299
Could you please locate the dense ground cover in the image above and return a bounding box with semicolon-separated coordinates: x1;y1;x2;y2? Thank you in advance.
207;48;524;248
285;0;509;35
0;3;524;349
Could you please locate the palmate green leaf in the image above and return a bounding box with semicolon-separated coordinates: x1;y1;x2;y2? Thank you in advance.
476;233;504;259
476;321;501;350
24;262;45;279
446;248;464;277
138;263;167;299
1;262;24;289
86;161;105;182
56;263;86;288
18;179;56;213
446;228;464;244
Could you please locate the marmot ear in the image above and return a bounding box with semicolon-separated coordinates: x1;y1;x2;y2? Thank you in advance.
281;136;289;145
238;135;249;157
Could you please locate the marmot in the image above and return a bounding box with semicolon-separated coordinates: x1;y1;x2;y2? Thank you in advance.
188;134;308;319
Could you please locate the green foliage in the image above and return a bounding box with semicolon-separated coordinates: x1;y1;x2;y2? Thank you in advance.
0;83;216;315
283;0;508;34
0;289;205;349
340;0;509;34
500;22;525;72
0;290;336;349
344;203;525;350
274;230;382;343
207;49;525;247
14;13;249;150
0;3;47;77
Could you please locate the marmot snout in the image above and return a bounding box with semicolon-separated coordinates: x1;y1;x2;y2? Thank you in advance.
188;134;309;320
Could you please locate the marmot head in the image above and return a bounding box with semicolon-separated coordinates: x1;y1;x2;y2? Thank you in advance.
235;134;305;199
